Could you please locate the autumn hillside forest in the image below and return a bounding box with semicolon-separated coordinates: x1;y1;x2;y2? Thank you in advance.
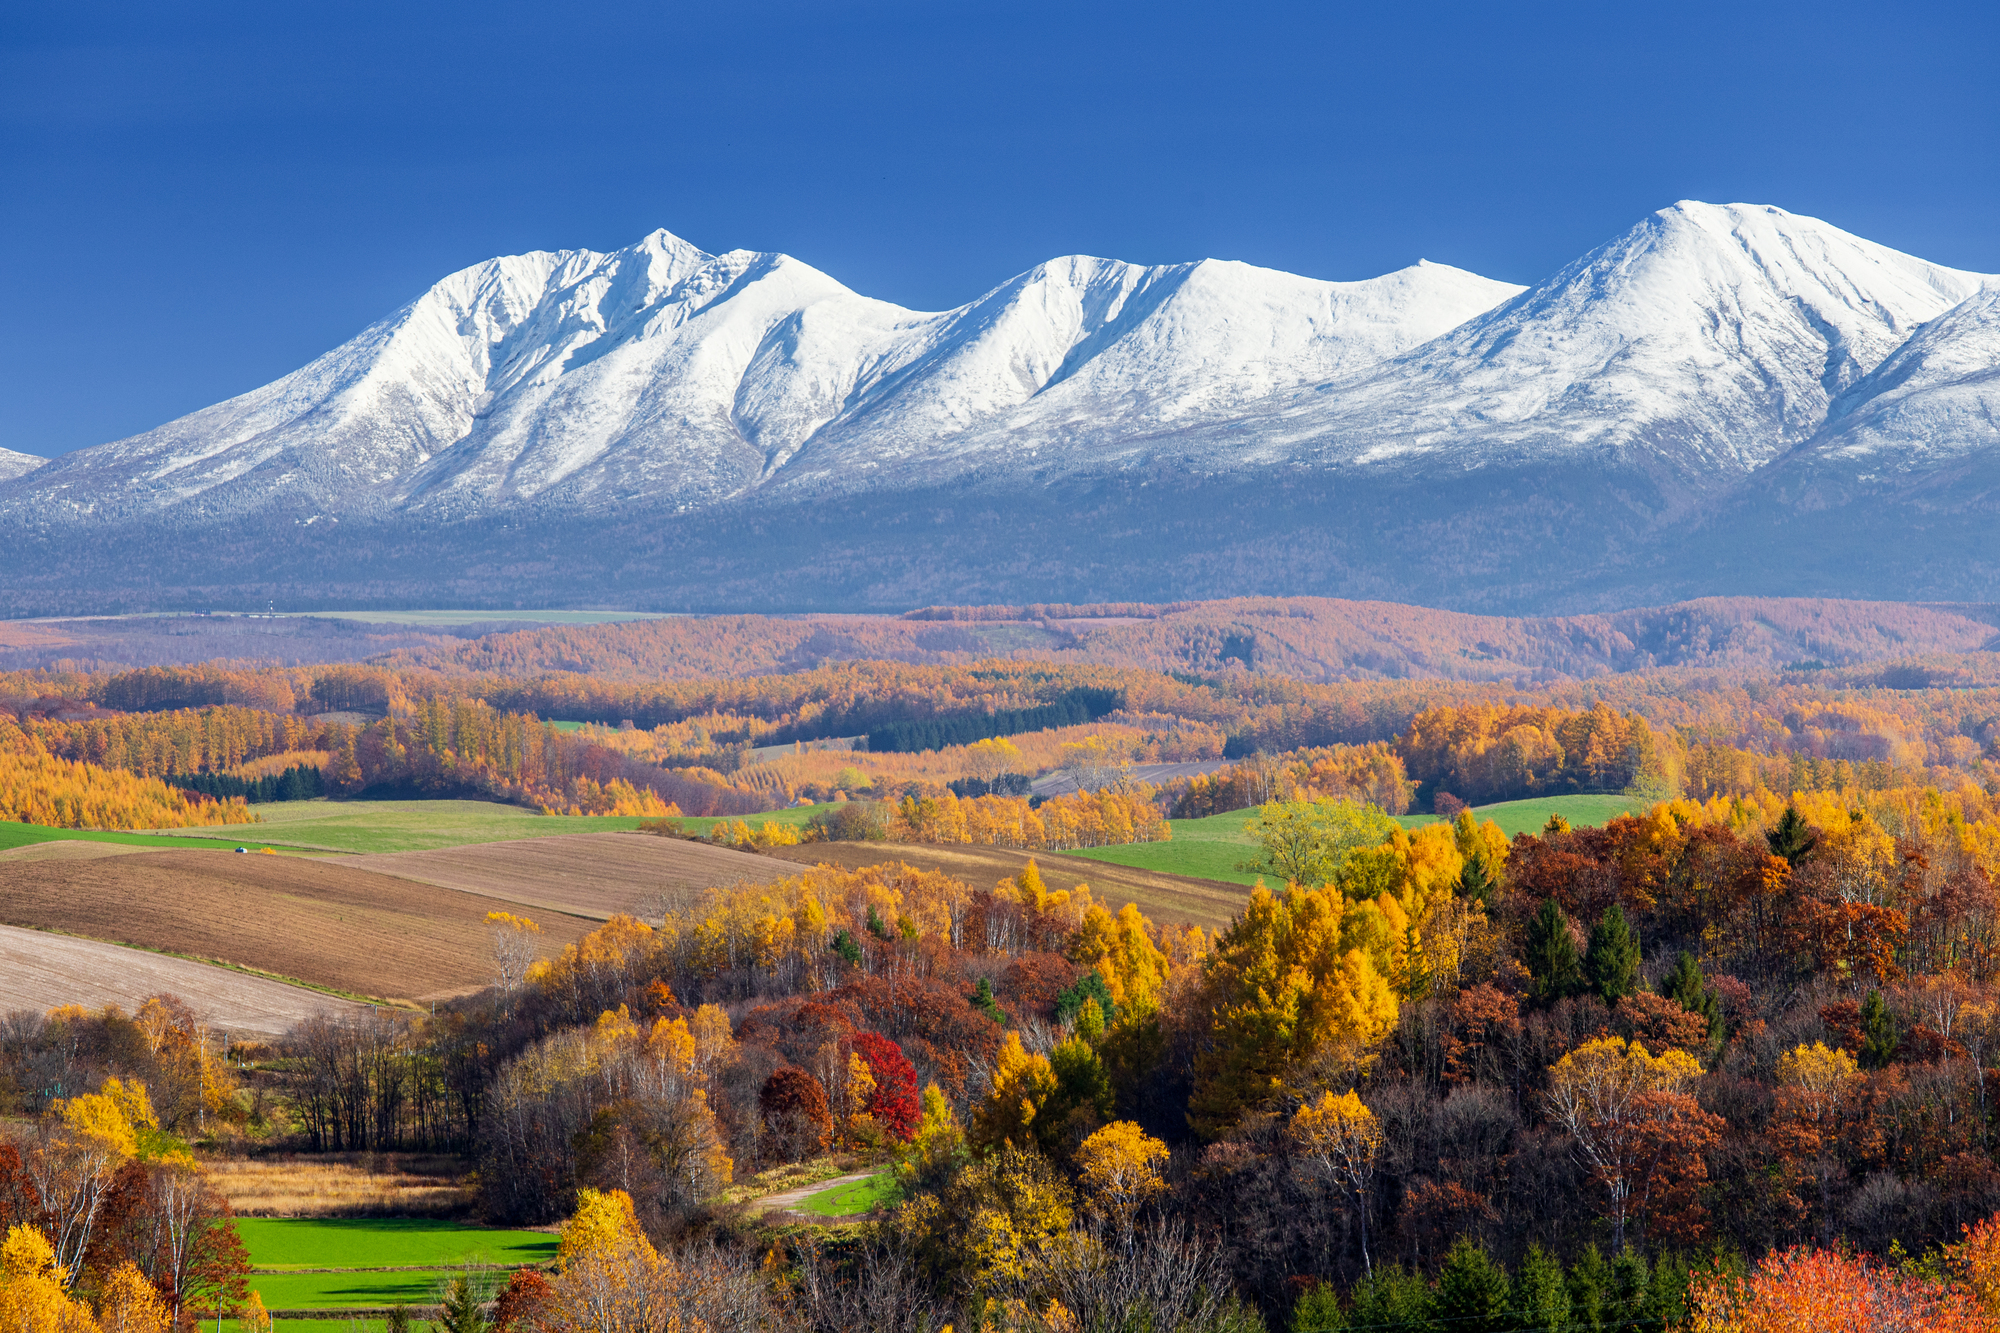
11;594;2000;1330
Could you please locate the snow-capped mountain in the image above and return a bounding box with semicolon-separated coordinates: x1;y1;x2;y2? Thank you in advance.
0;232;1519;520
1125;203;1989;493
4;202;1998;614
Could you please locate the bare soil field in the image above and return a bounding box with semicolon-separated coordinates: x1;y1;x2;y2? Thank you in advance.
0;850;593;1003
329;833;777;921
0;923;363;1034
763;842;1250;931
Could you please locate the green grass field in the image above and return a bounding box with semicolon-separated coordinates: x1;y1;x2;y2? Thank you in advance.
1070;793;1648;883
1066;808;1264;885
236;1218;557;1270
797;1173;900;1217
0;822;264;854
1429;793;1643;838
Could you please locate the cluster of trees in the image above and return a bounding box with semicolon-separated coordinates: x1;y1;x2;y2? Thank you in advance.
0;720;253;829
0;998;252;1330
1397;702;1673;808
1171;743;1415;818
20;704;335;780
890;786;1171;851
170;762;324;804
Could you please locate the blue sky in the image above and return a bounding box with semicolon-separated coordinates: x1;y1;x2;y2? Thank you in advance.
3;0;1995;458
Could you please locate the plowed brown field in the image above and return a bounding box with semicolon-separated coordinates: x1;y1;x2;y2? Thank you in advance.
329;833;777;920
0;850;594;1003
762;842;1248;930
0;923;364;1034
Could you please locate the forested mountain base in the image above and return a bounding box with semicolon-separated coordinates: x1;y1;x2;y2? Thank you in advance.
3;462;1998;616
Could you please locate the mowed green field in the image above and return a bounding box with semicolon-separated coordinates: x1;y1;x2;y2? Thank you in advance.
1069;793;1649;884
236;1217;557;1269
235;1219;556;1321
1065;809;1266;885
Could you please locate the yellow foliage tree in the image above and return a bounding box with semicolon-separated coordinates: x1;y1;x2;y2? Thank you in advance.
1776;1042;1860;1126
1292;1090;1386;1273
1075;1121;1170;1233
58;1089;138;1160
0;1225;97;1333
1067;901;1170;1013
95;1261;168;1333
972;1032;1058;1151
487;911;542;990
690;1004;735;1073
1189;883;1402;1137
239;1291;272;1333
557;1188;657;1270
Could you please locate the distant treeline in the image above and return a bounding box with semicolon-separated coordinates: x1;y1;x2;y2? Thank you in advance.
867;689;1121;754
171;763;325;804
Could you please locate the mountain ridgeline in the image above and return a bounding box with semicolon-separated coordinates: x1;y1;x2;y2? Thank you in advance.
3;201;1997;613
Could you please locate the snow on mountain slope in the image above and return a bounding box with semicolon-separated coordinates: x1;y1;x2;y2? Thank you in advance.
770;256;1521;486
0;231;1521;518
1165;202;1991;484
10;243;628;518
1800;284;2000;474
0;448;43;482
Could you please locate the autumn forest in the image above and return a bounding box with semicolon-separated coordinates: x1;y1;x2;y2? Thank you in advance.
7;603;2000;1331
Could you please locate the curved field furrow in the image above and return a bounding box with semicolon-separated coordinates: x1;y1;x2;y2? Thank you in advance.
0;922;363;1034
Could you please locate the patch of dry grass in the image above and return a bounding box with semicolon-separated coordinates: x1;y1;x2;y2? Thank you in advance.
205;1153;472;1217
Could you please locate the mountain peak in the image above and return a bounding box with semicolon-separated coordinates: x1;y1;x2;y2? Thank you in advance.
0;447;43;482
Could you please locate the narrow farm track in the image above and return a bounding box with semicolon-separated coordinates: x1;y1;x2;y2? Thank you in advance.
747;1169;887;1216
0;922;364;1034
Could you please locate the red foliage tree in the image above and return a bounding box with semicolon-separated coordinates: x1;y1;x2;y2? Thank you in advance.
492;1268;552;1331
849;1032;922;1141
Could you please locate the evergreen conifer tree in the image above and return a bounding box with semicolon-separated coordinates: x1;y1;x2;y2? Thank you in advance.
1433;1237;1510;1333
1568;1245;1609;1333
1526;899;1583;1007
1291;1282;1348;1332
1458;854;1496;908
1608;1247;1652;1333
1861;988;1900;1069
1583;904;1642;1007
1663;951;1724;1046
1766;805;1818;866
1509;1243;1572;1333
1348;1265;1433;1333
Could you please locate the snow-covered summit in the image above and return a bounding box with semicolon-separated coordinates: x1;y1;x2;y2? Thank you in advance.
0;448;43;482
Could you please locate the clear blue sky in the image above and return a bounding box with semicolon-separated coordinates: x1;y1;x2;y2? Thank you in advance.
4;0;1995;458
